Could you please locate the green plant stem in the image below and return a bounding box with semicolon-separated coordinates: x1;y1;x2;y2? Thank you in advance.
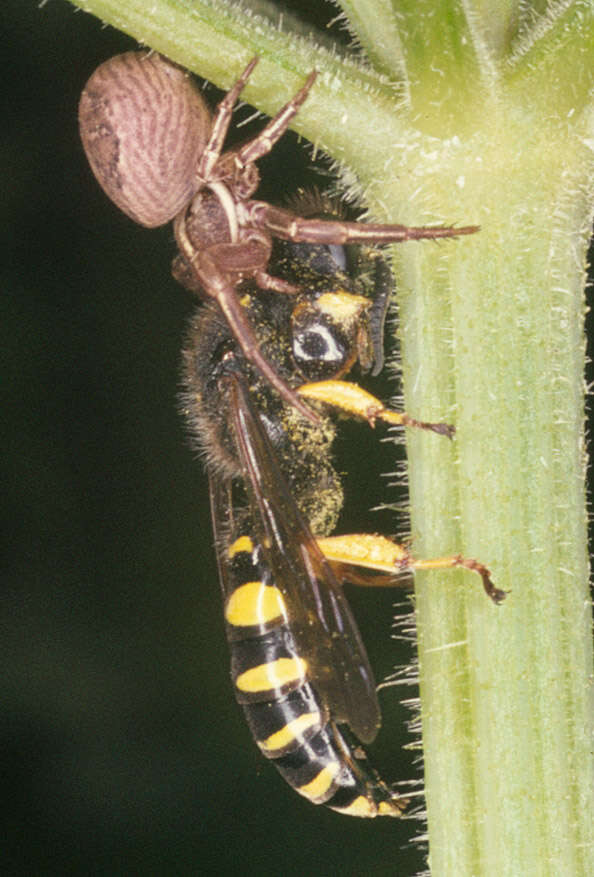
67;1;593;873
335;0;407;79
396;126;594;874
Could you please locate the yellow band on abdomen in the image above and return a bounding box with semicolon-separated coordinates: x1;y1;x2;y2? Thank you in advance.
235;656;308;694
225;581;287;627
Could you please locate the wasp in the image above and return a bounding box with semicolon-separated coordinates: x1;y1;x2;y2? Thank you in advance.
181;192;504;818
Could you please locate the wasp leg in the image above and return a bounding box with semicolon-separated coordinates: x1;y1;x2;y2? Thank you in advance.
324;563;402;589
316;533;506;604
298;379;455;438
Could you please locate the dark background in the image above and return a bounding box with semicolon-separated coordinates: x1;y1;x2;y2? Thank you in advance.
3;2;591;875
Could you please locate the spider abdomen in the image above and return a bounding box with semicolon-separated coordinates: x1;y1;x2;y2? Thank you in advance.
79;52;210;227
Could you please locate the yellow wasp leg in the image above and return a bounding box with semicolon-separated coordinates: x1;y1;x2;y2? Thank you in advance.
297;380;454;438
316;533;506;604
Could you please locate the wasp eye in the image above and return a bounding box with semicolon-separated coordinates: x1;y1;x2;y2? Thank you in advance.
291;308;350;381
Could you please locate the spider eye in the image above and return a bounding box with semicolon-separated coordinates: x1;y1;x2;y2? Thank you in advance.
291;306;350;381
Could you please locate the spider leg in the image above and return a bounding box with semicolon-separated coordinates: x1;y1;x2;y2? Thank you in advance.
197;57;259;182
235;72;317;167
243;202;479;243
254;272;301;294
174;212;320;424
214;276;320;424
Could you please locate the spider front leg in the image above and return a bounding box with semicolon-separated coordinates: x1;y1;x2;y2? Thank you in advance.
174;210;319;424
202;59;317;197
242;202;480;244
197;57;259;183
234;71;317;169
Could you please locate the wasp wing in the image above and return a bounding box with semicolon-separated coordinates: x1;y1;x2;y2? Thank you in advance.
214;372;381;744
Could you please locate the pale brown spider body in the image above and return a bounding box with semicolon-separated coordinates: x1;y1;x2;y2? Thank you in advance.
79;52;477;420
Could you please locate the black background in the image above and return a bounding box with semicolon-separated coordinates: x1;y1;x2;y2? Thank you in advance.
3;2;591;875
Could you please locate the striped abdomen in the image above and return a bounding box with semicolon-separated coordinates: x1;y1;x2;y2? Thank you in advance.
222;533;406;818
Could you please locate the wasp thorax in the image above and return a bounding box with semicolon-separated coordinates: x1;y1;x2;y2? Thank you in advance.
79;52;211;228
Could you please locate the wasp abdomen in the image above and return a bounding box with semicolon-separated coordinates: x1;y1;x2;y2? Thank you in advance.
222;533;406;817
274;721;405;817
